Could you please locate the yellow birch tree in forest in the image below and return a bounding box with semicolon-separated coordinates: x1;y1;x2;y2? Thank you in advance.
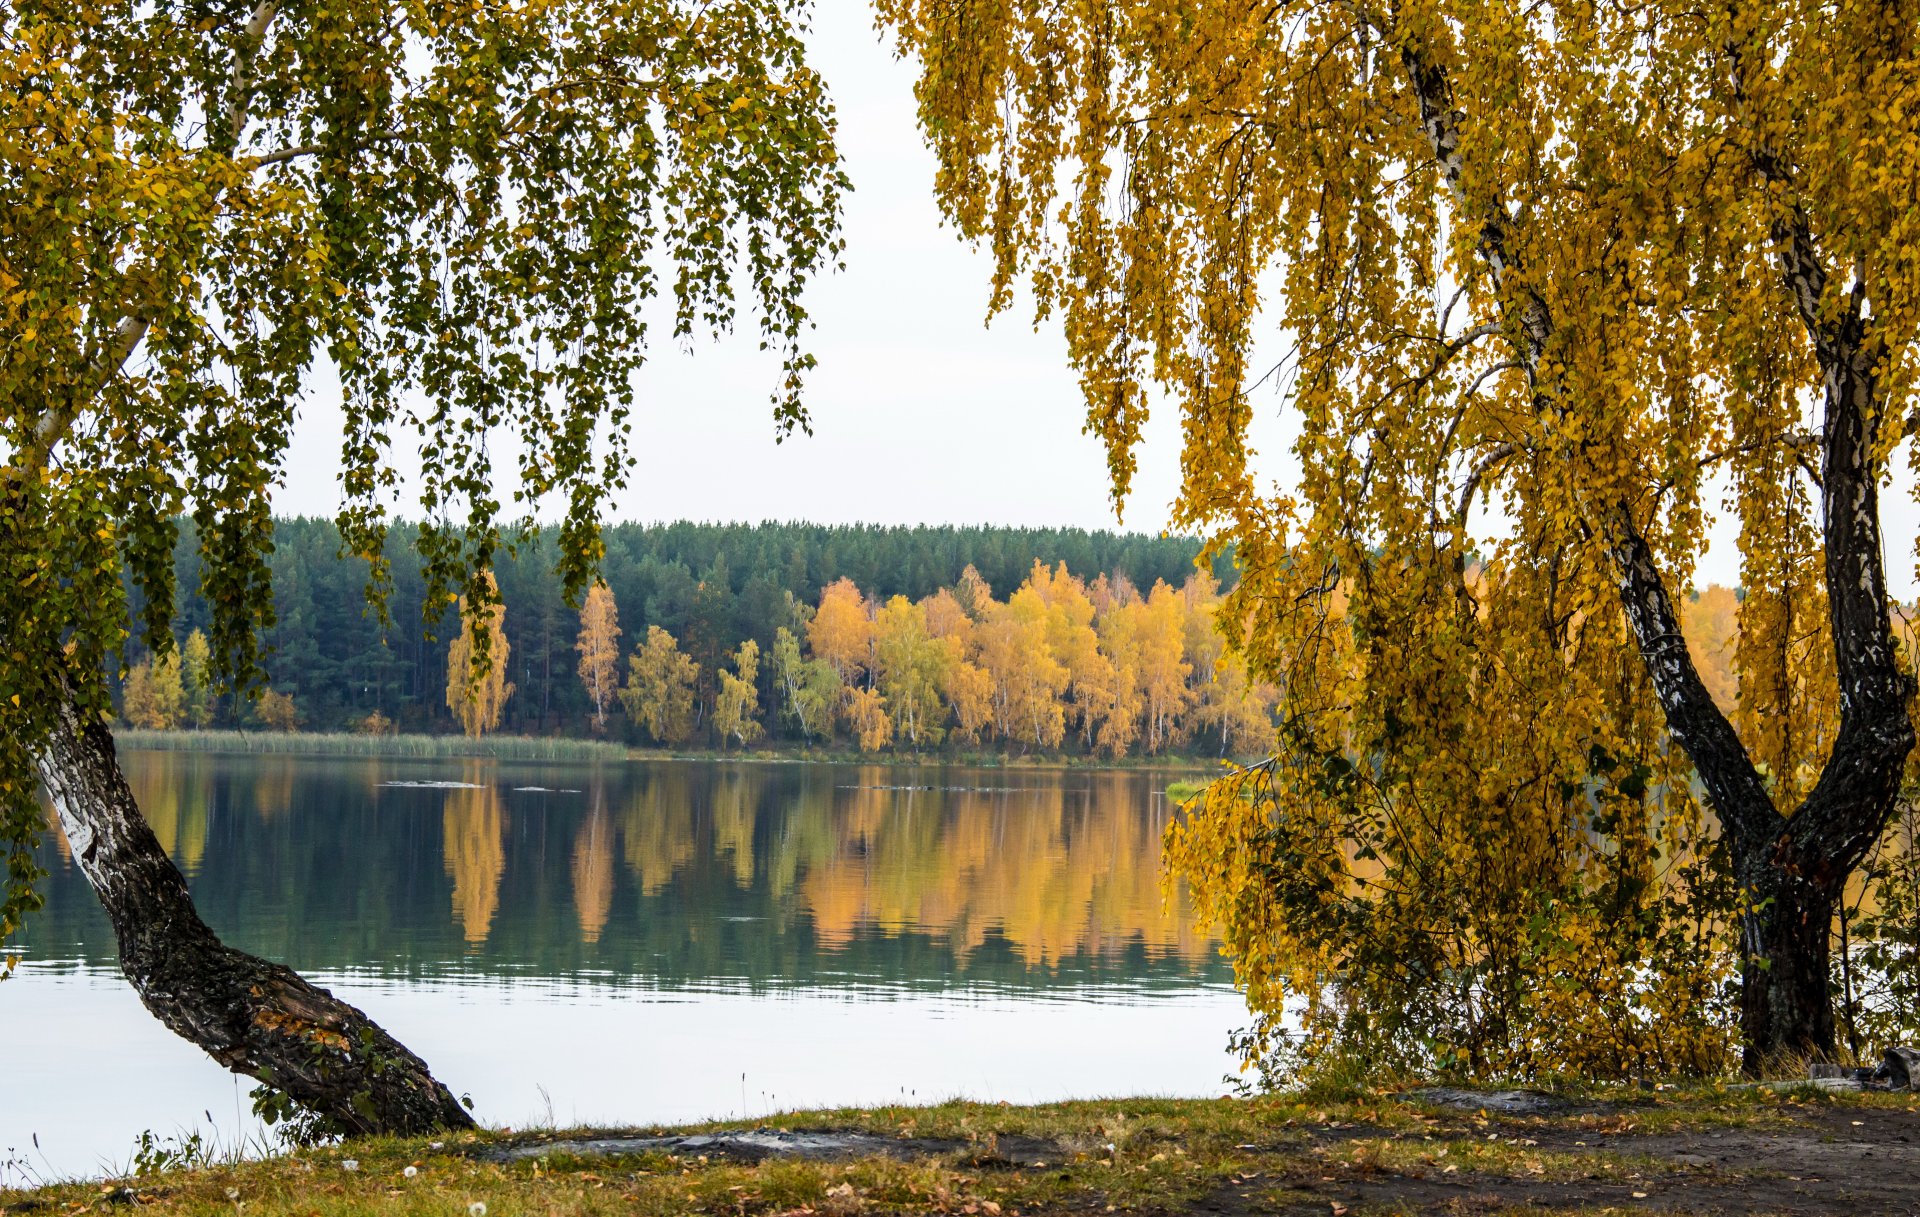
446;574;514;738
977;584;1068;749
132;651;188;730
714;639;765;748
844;686;894;752
923;588;996;742
875;0;1920;1073
621;626;700;746
874;596;948;748
1028;562;1118;747
576;582;623;733
1091;577;1146;758
808;577;873;687
181;630;214;728
1136;584;1193;755
120;659;162;729
253;689;301;733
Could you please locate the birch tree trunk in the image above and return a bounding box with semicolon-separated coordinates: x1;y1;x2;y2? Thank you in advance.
36;689;475;1136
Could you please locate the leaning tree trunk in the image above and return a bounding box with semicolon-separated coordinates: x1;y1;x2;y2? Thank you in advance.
36;690;475;1136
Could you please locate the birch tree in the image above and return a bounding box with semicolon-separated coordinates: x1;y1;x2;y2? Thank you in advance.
575;582;622;733
880;0;1918;1070
2;0;844;1132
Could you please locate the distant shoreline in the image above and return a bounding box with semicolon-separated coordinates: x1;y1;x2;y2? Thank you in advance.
111;728;1238;773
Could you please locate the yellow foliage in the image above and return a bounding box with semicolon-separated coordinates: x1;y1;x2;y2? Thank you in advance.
875;0;1920;1076
575;582;623;733
446;573;514;738
620;626;700;746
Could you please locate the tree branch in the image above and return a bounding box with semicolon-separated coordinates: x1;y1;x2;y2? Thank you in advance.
23;1;281;475
1396;31;1780;843
1730;34;1915;872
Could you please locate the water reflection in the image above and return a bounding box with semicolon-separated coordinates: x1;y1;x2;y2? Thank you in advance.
6;752;1237;1181
16;753;1229;994
444;772;507;947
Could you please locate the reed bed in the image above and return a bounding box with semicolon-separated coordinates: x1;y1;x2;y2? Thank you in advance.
113;729;628;762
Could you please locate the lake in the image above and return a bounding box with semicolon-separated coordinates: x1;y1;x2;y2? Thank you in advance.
2;752;1242;1180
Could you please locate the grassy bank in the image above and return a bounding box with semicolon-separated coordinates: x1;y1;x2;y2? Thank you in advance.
9;1087;1917;1216
112;730;1234;772
113;730;628;763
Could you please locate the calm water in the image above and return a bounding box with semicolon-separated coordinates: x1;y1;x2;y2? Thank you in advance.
3;753;1241;1179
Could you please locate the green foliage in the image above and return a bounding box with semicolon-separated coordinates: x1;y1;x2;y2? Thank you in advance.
250;1083;343;1149
128;1129;212;1177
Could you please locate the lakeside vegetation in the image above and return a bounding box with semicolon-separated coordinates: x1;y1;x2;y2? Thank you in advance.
113;730;630;763
113;729;1226;770
125;519;1218;736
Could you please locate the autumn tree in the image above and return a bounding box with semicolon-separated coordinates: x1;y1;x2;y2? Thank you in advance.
150;652;187;729
1028;562;1117;747
253;688;300;733
878;0;1913;1070
976;587;1068;750
714;639;764;748
120;659;167;730
575;582;622;733
446;575;514;738
922;590;995;744
771;626;838;743
3;0;845;1132
808;577;873;687
873;596;947;748
844;686;894;752
180;630;214;728
621;626;700;746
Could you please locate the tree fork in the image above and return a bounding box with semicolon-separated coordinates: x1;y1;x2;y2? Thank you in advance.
35;687;474;1136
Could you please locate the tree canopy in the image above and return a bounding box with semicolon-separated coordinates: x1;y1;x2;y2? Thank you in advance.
881;0;1920;1071
1;0;848;938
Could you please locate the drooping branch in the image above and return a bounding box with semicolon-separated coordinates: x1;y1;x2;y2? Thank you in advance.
1394;28;1781;844
22;1;282;476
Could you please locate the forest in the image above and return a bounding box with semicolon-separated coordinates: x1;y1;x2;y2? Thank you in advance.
119;518;1254;755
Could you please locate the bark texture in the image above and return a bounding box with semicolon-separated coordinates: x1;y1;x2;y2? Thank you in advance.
36;690;476;1136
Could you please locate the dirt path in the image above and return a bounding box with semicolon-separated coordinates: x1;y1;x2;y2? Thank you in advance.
1232;1101;1920;1215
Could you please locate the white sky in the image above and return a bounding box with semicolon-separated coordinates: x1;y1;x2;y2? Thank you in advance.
270;4;1919;598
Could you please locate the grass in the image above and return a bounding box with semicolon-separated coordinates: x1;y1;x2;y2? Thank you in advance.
114;730;628;762
5;1087;1877;1217
111;730;1237;772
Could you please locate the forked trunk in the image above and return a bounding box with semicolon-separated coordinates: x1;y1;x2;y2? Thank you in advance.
36;691;475;1136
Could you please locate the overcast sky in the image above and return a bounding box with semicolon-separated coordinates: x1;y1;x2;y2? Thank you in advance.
270;5;1917;597
276;6;1217;537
